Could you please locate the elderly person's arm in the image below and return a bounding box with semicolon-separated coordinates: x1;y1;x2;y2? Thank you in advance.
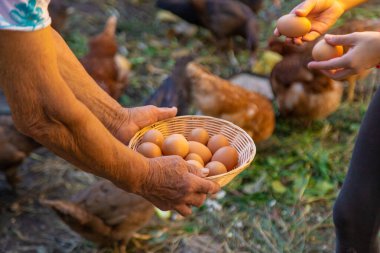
51;29;168;144
0;27;219;216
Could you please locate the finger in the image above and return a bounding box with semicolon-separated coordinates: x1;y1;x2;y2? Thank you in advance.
308;57;350;70
193;176;221;194
188;165;209;178
274;28;280;37
324;34;356;46
155;106;178;121
302;31;321;41
175;204;192;217
186;194;207;208
322;68;355;80
285;37;293;44
295;0;317;17
293;37;303;45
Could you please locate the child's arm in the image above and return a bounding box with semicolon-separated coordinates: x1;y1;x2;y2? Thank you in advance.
308;32;380;80
275;0;368;44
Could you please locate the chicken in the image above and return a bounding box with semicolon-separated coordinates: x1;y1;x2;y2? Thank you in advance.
186;62;275;142
269;38;344;121
237;0;263;13
48;0;70;33
0;115;40;188
156;0;259;65
145;56;194;115
41;180;155;253
80;16;131;100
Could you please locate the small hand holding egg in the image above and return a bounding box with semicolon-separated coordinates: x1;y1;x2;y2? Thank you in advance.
309;32;380;80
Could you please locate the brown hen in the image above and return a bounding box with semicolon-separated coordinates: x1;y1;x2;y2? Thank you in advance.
270;38;343;121
41;180;155;253
186;62;275;142
81;16;131;100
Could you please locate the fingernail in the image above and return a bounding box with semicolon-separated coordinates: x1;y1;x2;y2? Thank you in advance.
324;34;333;40
201;168;209;176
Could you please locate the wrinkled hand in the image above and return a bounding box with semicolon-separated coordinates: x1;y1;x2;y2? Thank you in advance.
274;0;345;44
308;32;380;80
115;105;177;144
138;156;220;217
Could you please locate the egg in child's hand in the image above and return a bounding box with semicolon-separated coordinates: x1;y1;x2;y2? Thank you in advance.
188;141;212;163
188;127;209;145
212;146;238;171
186;160;204;170
206;161;227;176
277;14;311;38
312;39;344;61
137;142;162;158
185;153;205;166
162;134;189;157
142;129;164;147
207;134;230;154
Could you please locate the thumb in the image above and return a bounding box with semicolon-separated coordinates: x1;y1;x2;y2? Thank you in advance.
295;0;316;17
188;165;209;178
324;34;357;46
156;107;178;121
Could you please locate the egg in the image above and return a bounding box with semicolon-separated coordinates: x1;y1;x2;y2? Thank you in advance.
142;129;164;147
207;134;230;154
187;160;204;170
312;39;344;61
137;142;162;158
188;128;209;145
277;14;311;38
185;153;205;166
205;161;227;177
211;146;238;171
188;141;212;163
162;134;189;157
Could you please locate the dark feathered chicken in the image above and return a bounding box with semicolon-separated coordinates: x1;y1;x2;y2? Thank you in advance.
0;92;40;188
41;180;155;253
49;0;69;33
237;0;263;13
156;0;259;61
144;56;194;115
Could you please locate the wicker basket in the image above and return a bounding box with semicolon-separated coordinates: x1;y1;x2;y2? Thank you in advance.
129;115;256;187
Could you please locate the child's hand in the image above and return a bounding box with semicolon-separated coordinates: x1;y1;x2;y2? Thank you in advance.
308;32;380;80
274;0;345;44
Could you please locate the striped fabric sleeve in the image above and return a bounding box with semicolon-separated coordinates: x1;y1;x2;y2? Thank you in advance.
0;0;51;31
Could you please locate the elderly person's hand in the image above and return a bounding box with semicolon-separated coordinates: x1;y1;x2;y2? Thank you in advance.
274;0;366;44
308;32;380;80
124;156;220;216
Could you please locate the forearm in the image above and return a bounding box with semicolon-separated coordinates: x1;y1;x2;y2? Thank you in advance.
0;28;146;192
51;28;129;142
338;0;367;10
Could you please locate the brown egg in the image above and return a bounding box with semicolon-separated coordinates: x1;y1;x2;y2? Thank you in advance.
277;14;311;38
137;142;162;158
207;134;230;154
142;129;164;147
162;134;189;157
206;161;227;177
188;141;212;163
187;160;204;170
185;153;205;166
312;39;344;62
212;146;238;171
188;128;209;145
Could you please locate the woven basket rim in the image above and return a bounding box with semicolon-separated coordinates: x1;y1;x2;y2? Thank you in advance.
128;115;256;180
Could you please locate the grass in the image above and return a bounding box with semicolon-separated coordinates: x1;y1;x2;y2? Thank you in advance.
1;0;380;252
